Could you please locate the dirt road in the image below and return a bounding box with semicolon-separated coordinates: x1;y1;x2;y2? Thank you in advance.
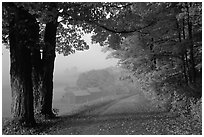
44;94;177;135
3;93;201;135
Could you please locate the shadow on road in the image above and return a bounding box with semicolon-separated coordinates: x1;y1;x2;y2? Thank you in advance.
60;111;170;125
33;94;178;135
46;108;177;135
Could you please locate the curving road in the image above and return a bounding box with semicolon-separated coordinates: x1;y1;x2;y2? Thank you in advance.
45;94;174;135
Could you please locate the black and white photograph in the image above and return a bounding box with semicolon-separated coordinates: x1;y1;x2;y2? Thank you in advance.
1;1;202;135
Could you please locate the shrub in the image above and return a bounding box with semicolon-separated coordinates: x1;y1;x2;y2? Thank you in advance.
190;98;202;131
170;91;190;116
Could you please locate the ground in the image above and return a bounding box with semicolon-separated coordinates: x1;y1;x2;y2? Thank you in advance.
2;94;201;135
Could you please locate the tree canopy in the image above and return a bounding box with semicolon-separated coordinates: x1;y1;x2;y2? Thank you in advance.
2;2;137;54
83;2;202;99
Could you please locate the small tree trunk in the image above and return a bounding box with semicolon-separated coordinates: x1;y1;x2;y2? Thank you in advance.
150;38;156;70
176;21;188;84
187;3;196;83
9;5;38;125
40;21;58;117
182;18;190;84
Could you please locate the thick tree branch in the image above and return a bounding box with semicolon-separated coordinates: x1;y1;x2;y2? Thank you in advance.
84;19;156;34
64;13;156;34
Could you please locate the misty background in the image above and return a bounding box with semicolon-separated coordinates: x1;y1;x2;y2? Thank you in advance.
2;35;121;117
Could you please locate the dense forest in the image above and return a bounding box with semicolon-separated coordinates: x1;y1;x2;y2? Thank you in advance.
2;2;202;134
102;2;202;109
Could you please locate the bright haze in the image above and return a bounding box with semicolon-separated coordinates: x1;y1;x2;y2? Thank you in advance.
2;34;118;117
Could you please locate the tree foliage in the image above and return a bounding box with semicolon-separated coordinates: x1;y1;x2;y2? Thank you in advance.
77;69;115;90
96;3;202;122
97;2;202;96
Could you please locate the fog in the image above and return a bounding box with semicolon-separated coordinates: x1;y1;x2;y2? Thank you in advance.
1;36;119;117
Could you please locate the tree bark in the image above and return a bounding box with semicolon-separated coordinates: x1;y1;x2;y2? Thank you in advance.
187;3;196;83
32;3;58;118
150;38;156;70
182;18;190;84
176;21;188;84
9;5;38;125
40;21;58;117
31;49;42;114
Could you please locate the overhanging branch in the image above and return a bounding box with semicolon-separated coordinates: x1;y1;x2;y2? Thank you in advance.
84;19;156;34
65;14;156;34
60;3;156;34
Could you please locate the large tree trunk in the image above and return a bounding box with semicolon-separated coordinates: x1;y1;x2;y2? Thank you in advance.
32;3;58;117
40;21;58;117
10;46;34;125
9;5;39;125
31;49;42;114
